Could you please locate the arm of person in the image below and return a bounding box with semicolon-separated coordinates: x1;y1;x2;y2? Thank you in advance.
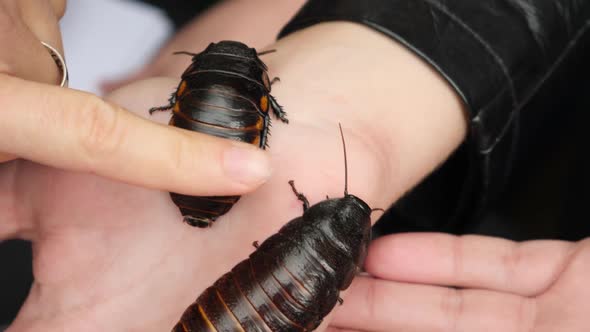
9;1;588;331
275;2;590;331
279;0;590;229
101;0;308;91
4;21;467;332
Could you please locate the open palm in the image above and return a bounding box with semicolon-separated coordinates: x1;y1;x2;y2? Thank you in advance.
3;77;386;332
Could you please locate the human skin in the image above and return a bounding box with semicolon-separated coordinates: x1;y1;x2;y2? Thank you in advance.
0;0;65;84
3;1;588;332
97;22;590;331
5;21;465;331
335;233;588;332
101;0;308;91
0;0;65;161
0;0;271;195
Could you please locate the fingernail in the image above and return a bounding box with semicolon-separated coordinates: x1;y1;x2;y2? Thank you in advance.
223;145;272;186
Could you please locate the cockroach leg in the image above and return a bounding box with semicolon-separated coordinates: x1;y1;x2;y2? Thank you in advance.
288;180;310;211
253;241;260;249
338;297;344;305
288;180;310;212
148;104;173;114
149;93;176;114
270;95;288;123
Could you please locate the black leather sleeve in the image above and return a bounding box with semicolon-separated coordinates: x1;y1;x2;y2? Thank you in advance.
278;0;590;229
138;0;218;28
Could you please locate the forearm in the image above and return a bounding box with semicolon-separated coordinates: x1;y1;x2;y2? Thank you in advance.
265;22;467;209
276;0;590;227
144;0;307;78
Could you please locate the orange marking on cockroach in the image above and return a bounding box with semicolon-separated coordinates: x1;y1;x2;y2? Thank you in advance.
252;136;261;146
198;305;216;330
176;80;188;97
260;95;269;112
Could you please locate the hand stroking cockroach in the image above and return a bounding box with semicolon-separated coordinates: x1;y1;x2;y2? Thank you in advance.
150;40;287;228
171;124;381;332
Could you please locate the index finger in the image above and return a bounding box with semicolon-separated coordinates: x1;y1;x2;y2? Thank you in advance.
0;74;272;195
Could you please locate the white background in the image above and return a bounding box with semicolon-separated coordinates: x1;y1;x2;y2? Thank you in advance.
60;0;173;95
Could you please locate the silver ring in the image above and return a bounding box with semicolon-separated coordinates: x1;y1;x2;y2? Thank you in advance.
41;41;69;87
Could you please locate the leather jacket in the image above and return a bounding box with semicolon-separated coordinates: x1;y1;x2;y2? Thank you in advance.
279;0;590;240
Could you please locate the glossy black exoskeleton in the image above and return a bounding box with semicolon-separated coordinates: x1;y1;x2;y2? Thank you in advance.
150;40;288;228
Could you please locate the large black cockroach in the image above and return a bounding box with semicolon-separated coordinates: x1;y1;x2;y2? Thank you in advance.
172;125;376;332
150;40;287;228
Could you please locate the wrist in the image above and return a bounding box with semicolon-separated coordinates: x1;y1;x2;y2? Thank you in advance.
147;0;307;78
266;22;468;204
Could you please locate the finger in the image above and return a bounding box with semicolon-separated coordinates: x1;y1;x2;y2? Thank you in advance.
365;233;574;296
6;0;64;85
0;75;272;195
18;0;63;48
48;0;67;18
331;276;537;332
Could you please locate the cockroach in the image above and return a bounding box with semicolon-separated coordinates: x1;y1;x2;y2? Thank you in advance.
172;124;376;332
150;40;287;228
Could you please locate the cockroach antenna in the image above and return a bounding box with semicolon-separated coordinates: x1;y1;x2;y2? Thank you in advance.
172;51;199;57
338;123;349;196
338;124;385;214
257;49;276;56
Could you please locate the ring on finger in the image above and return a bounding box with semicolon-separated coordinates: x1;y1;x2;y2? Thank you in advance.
41;41;69;88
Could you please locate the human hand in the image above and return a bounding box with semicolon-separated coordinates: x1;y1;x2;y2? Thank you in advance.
3;75;384;331
0;76;279;331
5;22;466;331
0;0;270;194
329;233;587;331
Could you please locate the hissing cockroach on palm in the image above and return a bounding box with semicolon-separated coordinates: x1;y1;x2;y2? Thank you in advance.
172;125;381;332
150;40;287;228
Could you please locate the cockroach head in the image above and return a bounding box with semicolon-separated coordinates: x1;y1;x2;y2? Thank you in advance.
205;40;258;59
341;194;371;218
